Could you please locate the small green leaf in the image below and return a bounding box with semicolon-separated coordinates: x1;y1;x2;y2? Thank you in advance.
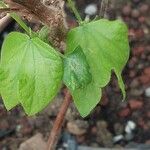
38;26;50;43
0;1;6;8
0;32;63;115
66;19;130;117
63;46;92;91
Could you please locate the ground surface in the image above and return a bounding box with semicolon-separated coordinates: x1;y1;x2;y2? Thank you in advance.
0;0;150;149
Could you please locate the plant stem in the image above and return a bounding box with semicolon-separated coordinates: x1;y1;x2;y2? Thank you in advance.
67;0;82;23
10;13;31;35
47;90;72;150
0;2;32;35
0;14;12;33
99;0;110;18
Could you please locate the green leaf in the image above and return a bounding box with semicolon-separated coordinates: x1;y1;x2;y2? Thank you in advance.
0;32;63;115
63;46;92;91
0;1;6;8
38;26;50;43
66;19;130;117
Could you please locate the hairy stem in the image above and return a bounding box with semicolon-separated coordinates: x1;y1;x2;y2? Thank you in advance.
10;13;31;35
99;0;110;18
0;2;32;35
5;0;68;30
47;90;72;150
67;0;82;23
0;14;11;33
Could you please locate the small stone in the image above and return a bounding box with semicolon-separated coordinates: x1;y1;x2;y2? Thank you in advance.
101;95;109;106
139;75;150;84
125;121;136;136
132;46;145;56
130;79;139;88
67;120;89;135
138;16;146;23
145;140;150;144
125;125;132;134
129;99;143;110
76;135;85;144
135;29;144;39
0;119;9;130
19;118;33;136
125;133;134;141
147;111;150;118
144;67;150;76
138;117;145;128
145;87;150;97
118;107;131;117
66;103;81;121
96;121;113;147
122;5;131;16
19;133;46;150
131;9;140;18
114;123;124;135
84;4;97;16
97;120;108;129
91;126;97;135
140;4;149;14
130;88;144;97
113;135;124;143
127;121;136;131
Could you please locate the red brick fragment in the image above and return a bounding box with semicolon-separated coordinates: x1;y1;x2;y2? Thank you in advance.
129;99;143;110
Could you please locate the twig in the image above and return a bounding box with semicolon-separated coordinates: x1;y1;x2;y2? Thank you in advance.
47;90;72;150
4;0;68;30
0;8;18;13
0;14;12;33
99;0;110;18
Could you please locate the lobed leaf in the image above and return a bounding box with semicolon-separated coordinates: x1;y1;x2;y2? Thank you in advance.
0;32;63;115
66;19;130;117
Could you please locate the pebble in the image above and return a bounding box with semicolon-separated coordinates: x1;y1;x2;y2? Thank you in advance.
125;120;136;134
131;9;140;18
76;135;85;144
66;103;80;121
0;120;9;130
144;67;150;75
138;16;146;23
139;74;150;84
97;120;108;129
118;107;131;117
113;135;124;143
122;5;132;16
130;88;144;97
19;133;46;150
84;4;97;16
114;123;124;135
129;99;143;110
132;46;145;56
140;4;149;14
125;133;134;141
130;79;140;88
145;87;150;97
96;121;113;147
67;120;89;135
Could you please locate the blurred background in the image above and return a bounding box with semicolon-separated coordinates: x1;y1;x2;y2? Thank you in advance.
0;0;150;149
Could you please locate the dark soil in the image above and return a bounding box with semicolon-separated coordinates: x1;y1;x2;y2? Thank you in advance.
0;0;150;149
